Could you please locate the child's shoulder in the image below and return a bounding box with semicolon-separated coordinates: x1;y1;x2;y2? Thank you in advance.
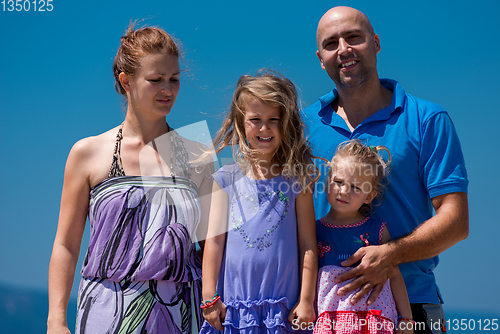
366;216;387;230
365;217;389;244
213;162;244;189
215;162;241;175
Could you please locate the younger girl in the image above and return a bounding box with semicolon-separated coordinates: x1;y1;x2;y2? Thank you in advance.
314;140;413;334
200;72;319;333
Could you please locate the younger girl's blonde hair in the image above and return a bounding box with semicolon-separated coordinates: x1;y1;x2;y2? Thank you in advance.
329;139;391;215
212;70;320;191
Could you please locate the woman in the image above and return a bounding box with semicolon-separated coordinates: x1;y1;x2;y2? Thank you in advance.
47;24;212;334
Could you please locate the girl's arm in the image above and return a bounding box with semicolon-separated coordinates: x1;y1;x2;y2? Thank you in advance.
287;190;318;327
47;140;92;334
201;180;228;331
390;268;413;334
381;227;413;334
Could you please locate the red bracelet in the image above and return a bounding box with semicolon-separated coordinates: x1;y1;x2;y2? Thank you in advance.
200;293;221;309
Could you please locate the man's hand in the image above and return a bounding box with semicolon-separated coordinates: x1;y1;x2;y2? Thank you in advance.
335;244;396;304
335;193;469;305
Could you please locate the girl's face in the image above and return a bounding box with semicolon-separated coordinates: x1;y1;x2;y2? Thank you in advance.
327;158;377;215
243;97;282;162
124;53;180;118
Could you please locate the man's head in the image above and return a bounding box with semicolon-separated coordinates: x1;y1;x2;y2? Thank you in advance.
316;6;380;89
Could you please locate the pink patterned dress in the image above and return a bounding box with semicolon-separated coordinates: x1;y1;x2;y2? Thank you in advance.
314;217;397;334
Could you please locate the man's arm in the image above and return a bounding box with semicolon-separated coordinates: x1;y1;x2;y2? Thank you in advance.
335;192;469;304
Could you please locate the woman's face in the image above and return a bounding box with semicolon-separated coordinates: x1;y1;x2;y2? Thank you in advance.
126;53;180;118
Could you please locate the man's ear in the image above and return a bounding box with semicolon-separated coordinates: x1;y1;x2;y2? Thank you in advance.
374;34;381;54
316;50;326;70
119;72;132;93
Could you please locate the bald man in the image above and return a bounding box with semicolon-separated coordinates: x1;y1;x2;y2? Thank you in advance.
302;6;469;334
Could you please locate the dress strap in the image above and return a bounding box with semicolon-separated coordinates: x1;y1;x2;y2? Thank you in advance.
108;124;126;178
168;126;192;180
107;123;191;179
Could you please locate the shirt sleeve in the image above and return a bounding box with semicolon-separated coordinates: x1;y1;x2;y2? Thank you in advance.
212;167;228;194
419;111;469;198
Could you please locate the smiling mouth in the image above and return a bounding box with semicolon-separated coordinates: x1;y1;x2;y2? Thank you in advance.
157;98;170;102
339;60;358;68
257;136;272;142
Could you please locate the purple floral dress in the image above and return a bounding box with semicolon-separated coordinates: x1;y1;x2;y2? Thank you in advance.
75;128;203;334
200;162;305;334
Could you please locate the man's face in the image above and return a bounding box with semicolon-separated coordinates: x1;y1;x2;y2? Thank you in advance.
316;9;380;89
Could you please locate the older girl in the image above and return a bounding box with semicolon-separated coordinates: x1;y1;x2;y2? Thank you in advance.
200;72;319;333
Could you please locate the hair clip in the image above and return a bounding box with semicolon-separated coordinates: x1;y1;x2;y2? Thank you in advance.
369;146;377;152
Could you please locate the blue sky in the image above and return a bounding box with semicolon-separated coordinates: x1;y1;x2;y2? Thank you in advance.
1;0;499;320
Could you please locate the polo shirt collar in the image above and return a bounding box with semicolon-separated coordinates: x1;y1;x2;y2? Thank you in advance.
317;79;405;127
317;90;338;125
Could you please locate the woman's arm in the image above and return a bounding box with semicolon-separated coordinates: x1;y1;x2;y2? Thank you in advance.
47;140;93;334
287;190;318;327
201;180;228;331
193;154;215;258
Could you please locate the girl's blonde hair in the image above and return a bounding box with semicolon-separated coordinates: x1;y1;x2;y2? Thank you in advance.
329;139;391;215
212;70;320;191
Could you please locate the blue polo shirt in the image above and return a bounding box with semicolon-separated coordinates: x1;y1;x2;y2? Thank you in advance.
302;79;468;304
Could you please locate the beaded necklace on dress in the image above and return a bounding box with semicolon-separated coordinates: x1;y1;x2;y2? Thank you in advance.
107;123;191;180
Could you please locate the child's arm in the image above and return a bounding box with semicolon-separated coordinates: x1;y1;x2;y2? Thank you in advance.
287;190;318;327
201;180;229;331
381;226;413;334
390;268;413;334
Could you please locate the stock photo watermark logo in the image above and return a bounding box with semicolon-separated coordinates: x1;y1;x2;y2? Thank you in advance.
1;0;54;12
293;318;426;332
131;120;384;243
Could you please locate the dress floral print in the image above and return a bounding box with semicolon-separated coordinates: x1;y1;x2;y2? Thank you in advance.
76;129;203;334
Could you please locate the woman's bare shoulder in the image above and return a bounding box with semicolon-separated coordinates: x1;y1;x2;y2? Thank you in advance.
69;127;119;159
181;137;214;163
181;137;209;155
66;126;122;187
174;136;214;182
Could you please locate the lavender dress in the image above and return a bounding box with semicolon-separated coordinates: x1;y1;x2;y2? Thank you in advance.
75;128;203;334
200;162;304;334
